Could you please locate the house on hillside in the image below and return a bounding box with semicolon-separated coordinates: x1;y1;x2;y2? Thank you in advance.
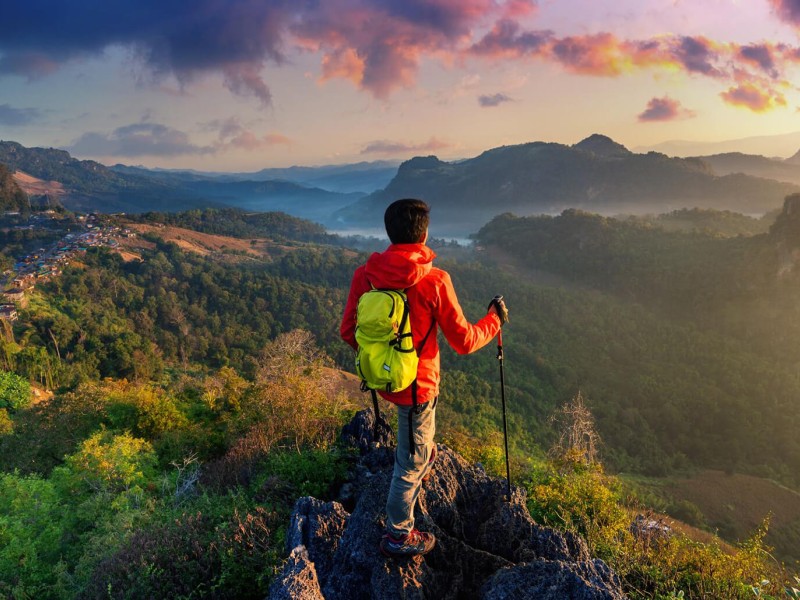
0;304;18;321
3;288;26;307
12;274;35;288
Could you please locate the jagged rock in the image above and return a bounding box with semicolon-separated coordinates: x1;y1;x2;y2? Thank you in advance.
267;546;324;600
481;559;626;600
421;448;590;563
340;407;395;455
269;413;628;600
286;497;349;587
320;468;512;599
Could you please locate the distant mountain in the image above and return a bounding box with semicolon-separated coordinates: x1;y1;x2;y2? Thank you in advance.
692;152;800;186
573;133;632;158
113;160;399;194
0;141;364;221
334;135;799;236
175;179;364;222
638;130;800;158
0;140;209;213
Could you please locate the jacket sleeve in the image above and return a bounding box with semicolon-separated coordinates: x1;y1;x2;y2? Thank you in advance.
434;270;501;355
340;267;365;350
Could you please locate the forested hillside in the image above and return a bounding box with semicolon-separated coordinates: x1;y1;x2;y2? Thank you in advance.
0;164;29;213
1;208;798;598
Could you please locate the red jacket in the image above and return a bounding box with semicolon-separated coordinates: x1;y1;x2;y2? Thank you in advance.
340;243;501;406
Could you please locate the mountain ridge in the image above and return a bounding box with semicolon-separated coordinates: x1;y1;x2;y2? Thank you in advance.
0;141;365;219
334;135;798;236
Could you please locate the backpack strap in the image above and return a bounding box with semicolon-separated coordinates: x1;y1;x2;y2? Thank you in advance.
391;299;414;352
370;388;381;440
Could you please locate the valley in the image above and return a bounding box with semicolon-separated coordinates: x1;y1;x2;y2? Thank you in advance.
2;142;800;597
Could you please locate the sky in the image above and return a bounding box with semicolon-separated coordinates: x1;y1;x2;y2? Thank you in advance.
3;0;800;170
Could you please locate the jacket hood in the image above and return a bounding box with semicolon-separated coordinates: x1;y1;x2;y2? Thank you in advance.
364;243;436;289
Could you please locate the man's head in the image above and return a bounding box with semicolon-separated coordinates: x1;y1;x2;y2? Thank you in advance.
384;198;430;244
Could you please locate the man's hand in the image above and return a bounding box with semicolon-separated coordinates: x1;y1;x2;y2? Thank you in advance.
488;295;509;325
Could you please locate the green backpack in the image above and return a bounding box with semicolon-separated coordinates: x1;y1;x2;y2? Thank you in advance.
355;288;418;393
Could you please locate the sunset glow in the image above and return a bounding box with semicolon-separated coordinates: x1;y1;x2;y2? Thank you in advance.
2;0;800;169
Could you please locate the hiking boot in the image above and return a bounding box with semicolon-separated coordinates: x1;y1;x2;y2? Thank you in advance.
422;445;437;483
380;529;436;558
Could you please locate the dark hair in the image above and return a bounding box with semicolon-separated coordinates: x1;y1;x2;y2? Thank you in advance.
384;198;430;244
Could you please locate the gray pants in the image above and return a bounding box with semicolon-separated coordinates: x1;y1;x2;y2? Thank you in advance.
385;398;437;536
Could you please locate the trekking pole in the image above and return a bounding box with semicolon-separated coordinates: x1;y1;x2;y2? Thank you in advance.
497;327;512;502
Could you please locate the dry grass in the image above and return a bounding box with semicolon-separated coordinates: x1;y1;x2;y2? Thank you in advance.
124;222;290;260
11;170;66;197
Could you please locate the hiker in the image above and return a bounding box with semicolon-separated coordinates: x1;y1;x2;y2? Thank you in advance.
340;198;508;558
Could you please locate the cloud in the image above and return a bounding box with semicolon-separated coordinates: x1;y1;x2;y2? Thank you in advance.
0;1;295;104
637;97;695;122
770;0;800;27
0;0;506;102
468;24;800;112
67;123;212;157
552;33;626;76
478;92;513;107
360;137;451;155
0;52;60;79
0;103;42;126
295;0;499;98
203;116;292;151
739;44;778;78
720;82;787;112
672;36;722;77
470;19;553;58
1;0;798;112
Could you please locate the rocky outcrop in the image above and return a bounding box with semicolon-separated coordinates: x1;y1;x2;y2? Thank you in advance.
267;546;324;600
268;410;627;599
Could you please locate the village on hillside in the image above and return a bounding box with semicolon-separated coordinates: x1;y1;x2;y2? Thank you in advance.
0;212;135;321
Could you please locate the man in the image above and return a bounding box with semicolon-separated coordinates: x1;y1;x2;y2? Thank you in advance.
340;198;508;558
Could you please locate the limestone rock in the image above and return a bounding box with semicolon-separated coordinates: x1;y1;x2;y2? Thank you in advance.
286;497;349;587
481;558;626;600
268;410;628;600
340;405;394;455
267;546;324;600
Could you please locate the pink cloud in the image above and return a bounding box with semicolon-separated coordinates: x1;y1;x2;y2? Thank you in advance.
739;44;778;78
502;0;538;18
2;0;798;115
470;19;552;58
203;117;292;151
467;25;798;113
224;131;291;151
360;136;451;155
770;0;800;27
637;97;696;122
551;33;625;76
720;82;787;112
293;0;499;98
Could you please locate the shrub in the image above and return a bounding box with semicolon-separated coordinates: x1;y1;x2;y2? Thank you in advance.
0;472;65;598
105;382;188;438
239;330;349;452
0;370;31;411
78;512;222;600
258;448;349;499
79;507;283;600
60;430;157;495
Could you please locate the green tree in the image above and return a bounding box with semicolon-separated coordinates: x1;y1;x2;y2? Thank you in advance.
0;370;31;411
